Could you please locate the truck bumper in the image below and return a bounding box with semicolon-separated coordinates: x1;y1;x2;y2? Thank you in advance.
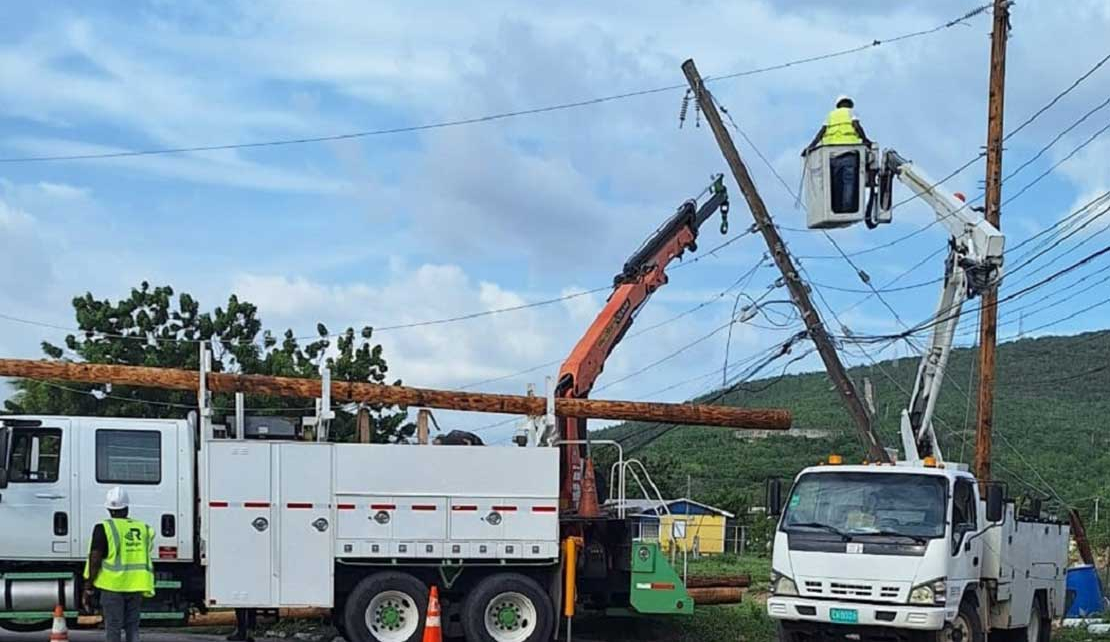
768;596;946;631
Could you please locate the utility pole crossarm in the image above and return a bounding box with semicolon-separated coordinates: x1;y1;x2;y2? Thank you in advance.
0;358;792;430
681;59;889;463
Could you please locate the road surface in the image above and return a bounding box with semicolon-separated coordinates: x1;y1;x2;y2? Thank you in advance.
1;632;241;642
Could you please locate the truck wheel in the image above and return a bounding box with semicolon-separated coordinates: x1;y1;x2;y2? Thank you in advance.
462;573;554;642
343;572;429;642
1023;595;1050;642
941;600;983;642
0;619;52;633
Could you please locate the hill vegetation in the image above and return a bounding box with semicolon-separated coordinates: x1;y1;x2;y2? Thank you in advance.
597;330;1110;546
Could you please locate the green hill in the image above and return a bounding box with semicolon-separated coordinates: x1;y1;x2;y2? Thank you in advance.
597;330;1110;539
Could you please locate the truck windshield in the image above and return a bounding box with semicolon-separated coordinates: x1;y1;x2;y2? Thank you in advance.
782;472;947;540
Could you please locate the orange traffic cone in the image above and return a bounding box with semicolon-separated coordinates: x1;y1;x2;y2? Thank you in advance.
49;605;68;641
422;586;442;642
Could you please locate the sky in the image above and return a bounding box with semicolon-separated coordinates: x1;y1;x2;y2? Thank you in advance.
1;1;1108;444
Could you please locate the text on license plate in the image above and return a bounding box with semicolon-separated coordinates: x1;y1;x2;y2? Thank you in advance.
830;608;859;624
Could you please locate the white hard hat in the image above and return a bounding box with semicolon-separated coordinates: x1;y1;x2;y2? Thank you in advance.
836;94;854;107
105;486;130;510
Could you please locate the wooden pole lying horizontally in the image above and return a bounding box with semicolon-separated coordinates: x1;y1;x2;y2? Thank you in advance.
0;359;792;430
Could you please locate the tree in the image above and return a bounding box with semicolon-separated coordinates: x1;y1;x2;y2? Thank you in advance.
4;282;414;443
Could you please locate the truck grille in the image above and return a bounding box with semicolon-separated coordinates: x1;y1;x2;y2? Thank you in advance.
800;579;903;602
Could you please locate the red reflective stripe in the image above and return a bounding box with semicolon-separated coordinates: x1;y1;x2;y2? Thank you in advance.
650;582;676;590
337;504;357;510
371;504;396;510
451;505;478;512
243;502;270;508
492;506;517;512
531;506;557;513
286;503;313;509
411;505;437;512
208;501;229;508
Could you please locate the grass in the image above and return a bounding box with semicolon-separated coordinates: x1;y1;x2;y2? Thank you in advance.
575;554;775;641
575;602;775;642
688;553;772;591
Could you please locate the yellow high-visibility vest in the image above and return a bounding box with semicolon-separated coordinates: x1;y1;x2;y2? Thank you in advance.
821;107;862;145
83;518;155;597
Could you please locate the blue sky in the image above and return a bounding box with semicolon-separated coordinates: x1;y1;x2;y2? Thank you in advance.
1;1;1108;442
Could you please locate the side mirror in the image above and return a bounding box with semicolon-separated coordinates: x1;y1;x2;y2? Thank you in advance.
766;478;784;518
986;484;1005;523
0;468;7;490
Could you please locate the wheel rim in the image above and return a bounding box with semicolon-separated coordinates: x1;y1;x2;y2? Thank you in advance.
485;591;538;642
944;613;973;642
365;589;420;642
1027;609;1041;642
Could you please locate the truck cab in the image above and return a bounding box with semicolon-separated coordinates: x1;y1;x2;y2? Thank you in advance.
0;416;195;629
767;462;1067;642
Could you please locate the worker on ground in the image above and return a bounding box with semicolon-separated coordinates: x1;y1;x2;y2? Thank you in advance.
84;487;155;642
803;95;874;214
227;608;257;642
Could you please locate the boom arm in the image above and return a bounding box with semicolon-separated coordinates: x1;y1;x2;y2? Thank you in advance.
553;176;730;514
883;151;1004;463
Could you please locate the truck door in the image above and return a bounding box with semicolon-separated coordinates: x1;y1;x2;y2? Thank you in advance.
77;420;180;563
0;420;74;559
277;443;333;606
949;477;982;599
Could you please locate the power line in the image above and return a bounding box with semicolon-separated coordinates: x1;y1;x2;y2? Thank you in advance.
0;5;992;164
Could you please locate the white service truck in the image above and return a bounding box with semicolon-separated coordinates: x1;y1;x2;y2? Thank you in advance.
0;184;733;641
765;147;1070;642
0;411;568;642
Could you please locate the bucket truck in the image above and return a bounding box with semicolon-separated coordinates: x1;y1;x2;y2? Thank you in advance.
767;149;1069;642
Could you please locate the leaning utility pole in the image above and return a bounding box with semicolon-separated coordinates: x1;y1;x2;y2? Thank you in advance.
974;0;1012;482
682;59;889;463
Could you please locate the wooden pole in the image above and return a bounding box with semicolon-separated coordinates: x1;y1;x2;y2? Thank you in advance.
681;58;889;463
416;409;431;445
0;359;792;430
356;406;371;444
1070;508;1096;566
975;0;1011;482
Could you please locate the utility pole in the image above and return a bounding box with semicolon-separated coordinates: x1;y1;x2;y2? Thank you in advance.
0;358;792;430
974;0;1012;482
682;59;890;463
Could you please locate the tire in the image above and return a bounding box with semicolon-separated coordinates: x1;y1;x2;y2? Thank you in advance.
343;572;429;642
0;619;52;633
942;600;984;642
462;573;555;642
1022;595;1051;642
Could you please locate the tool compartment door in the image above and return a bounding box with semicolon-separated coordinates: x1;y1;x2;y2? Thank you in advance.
277;443;333;606
207;442;273;606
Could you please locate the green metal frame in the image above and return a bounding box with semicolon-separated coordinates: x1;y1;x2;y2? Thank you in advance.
628;540;693;615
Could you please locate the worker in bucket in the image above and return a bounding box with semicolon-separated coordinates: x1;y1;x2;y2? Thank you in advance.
83;487;155;642
803;95;873;213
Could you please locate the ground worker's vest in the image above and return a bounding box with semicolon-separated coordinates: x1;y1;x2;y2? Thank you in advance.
83;518;155;597
821;107;862;145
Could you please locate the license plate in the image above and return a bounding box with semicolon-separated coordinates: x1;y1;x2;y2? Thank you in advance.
830;608;859;624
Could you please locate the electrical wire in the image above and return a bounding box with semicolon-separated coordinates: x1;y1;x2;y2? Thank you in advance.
0;4;993;164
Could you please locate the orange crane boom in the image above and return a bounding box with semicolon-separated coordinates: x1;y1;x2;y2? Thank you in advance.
557;176;730;516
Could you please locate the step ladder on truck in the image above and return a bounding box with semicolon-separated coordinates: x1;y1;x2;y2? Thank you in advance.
0;177;736;642
764;144;1070;642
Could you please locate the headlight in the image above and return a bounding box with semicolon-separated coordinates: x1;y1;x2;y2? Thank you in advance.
909;578;947;605
771;570;798;596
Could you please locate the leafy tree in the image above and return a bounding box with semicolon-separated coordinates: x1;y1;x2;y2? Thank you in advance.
4;282;414;443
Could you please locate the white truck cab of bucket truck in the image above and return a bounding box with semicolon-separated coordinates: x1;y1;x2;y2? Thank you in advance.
766;461;1068;642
